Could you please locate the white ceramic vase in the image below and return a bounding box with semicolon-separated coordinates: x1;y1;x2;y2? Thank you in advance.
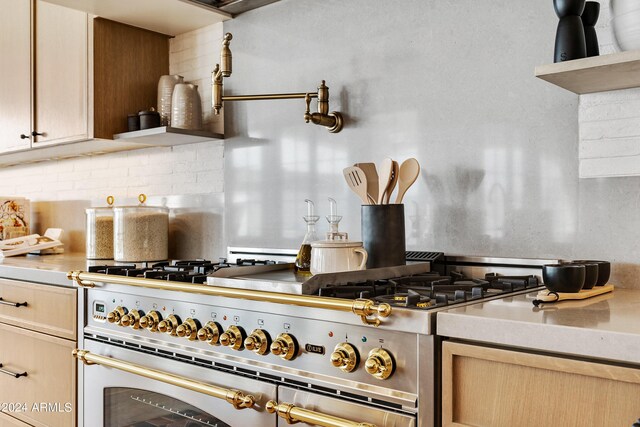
171;83;202;130
157;75;184;127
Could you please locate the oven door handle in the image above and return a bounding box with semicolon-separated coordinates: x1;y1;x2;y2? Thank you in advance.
266;401;376;427
68;271;392;327
72;349;256;410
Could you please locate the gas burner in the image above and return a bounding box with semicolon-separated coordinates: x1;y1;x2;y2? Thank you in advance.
374;290;434;309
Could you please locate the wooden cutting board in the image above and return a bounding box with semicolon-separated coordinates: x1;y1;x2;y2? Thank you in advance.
534;284;614;303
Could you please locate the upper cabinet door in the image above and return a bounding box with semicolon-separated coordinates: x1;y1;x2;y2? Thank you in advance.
0;0;32;153
34;0;88;146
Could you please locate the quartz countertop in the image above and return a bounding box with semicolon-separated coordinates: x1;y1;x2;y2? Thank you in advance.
437;287;640;365
0;253;95;287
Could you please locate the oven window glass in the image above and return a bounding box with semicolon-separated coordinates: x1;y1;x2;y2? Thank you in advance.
104;388;230;427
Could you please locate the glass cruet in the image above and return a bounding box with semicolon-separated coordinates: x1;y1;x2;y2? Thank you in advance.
295;199;320;274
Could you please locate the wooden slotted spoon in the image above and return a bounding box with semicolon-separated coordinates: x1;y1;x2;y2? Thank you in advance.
343;166;372;204
354;162;379;205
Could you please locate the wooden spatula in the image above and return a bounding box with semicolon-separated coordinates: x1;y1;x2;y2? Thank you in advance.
383;160;399;204
343;166;371;205
354;163;378;205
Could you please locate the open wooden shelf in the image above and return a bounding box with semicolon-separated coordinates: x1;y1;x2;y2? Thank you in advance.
535;49;640;94
113;126;223;146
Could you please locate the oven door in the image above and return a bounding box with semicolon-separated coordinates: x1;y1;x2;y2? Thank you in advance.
274;386;416;427
80;340;276;426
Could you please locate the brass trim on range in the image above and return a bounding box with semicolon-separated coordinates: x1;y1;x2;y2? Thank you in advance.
265;401;375;427
67;271;392;327
72;349;256;410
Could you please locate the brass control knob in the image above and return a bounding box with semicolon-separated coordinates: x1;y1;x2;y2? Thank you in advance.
106;306;127;325
365;348;395;380
270;333;298;361
219;325;246;351
157;314;181;336
197;321;223;345
120;309;143;329
244;329;271;355
330;343;360;373
139;310;162;332
176;318;201;341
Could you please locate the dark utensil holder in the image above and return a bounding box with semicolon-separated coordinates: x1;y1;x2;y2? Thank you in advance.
361;204;406;269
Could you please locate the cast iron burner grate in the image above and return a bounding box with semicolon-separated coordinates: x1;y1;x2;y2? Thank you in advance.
316;271;539;310
87;258;279;284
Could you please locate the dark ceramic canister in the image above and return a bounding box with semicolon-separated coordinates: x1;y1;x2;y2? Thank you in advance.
567;261;598;289
127;114;140;132
139;108;161;130
554;0;587;62
361;204;406;269
581;2;600;57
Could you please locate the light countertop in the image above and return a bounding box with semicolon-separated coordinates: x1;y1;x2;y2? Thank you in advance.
437;287;640;365
0;253;98;287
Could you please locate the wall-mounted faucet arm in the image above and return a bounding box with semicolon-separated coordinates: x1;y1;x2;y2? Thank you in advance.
211;33;344;133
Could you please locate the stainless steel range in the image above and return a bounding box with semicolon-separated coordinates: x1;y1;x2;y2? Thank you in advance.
70;250;557;427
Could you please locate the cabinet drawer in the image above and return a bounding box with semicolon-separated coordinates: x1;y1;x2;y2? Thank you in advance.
442;341;640;427
0;412;31;427
0;279;76;340
0;323;75;427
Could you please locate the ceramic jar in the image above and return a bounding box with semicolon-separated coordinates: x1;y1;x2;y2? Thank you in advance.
157;75;184;126
171;83;202;130
310;240;368;275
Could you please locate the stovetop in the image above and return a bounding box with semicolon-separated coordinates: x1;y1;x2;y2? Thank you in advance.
88;257;541;310
87;258;278;284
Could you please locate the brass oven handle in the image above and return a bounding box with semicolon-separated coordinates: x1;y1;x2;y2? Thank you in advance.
72;349;255;410
0;363;27;378
0;297;27;308
266;401;376;427
68;271;392;327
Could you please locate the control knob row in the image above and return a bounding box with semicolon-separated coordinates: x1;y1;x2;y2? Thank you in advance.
105;307;299;360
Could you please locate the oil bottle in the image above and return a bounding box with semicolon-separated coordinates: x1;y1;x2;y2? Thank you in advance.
295;199;319;274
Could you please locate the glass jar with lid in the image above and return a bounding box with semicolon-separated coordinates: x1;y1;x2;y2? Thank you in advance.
86;196;115;260
113;194;169;262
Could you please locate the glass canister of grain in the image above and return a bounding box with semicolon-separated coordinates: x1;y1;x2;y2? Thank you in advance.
113;194;169;262
86;196;115;260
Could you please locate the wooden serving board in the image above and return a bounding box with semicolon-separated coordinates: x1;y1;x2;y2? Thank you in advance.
535;284;614;302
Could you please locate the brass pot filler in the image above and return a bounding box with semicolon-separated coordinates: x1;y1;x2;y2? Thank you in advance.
212;33;344;133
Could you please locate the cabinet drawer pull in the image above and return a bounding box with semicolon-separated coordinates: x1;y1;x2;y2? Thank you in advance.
0;298;27;308
31;131;44;137
19;134;30;139
0;364;28;378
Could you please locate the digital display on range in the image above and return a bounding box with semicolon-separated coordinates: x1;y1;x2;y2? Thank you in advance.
95;303;105;313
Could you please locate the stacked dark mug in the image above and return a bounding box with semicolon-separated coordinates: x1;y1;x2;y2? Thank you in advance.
542;260;610;293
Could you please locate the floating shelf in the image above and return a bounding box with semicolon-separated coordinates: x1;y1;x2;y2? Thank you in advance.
113;126;224;146
535;50;640;94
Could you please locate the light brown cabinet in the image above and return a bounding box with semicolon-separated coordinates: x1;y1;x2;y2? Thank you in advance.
442;341;640;427
0;0;88;153
0;0;171;162
0;280;77;427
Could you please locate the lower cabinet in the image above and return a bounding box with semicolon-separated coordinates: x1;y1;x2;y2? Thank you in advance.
0;412;31;427
442;341;640;427
0;280;76;427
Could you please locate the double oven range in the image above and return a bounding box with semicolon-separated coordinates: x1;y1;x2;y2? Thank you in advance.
70;249;555;427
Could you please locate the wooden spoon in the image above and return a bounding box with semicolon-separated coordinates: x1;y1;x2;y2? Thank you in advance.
377;158;393;205
383;160;399;204
343;166;371;205
394;158;420;204
354;162;378;205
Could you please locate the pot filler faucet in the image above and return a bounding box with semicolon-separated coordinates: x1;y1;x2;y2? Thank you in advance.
211;33;344;133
